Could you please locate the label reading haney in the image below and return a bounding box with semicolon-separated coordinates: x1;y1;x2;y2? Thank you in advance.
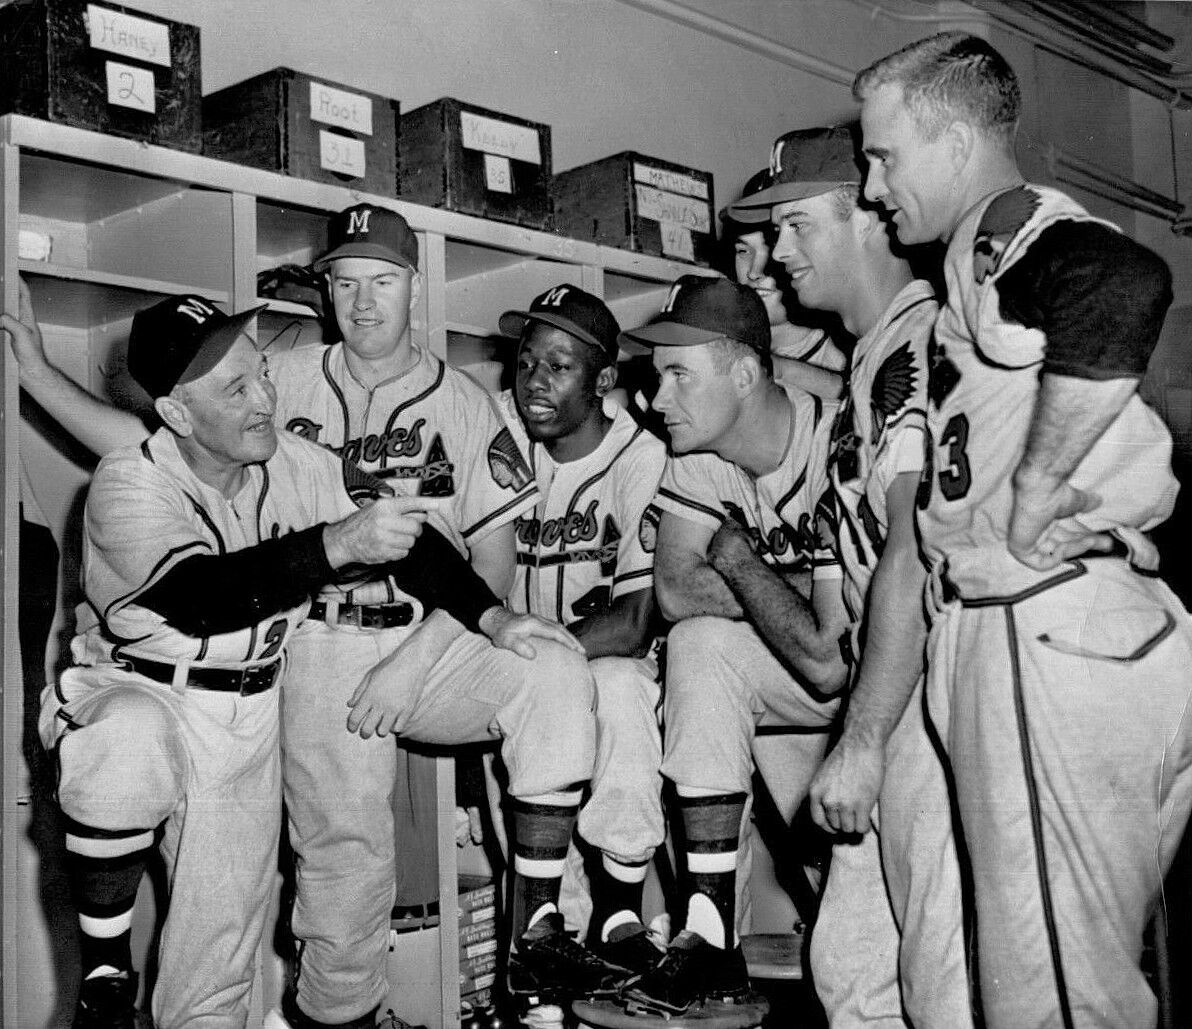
319;131;366;178
634;185;711;234
460;111;541;165
105;61;155;114
484;154;513;193
86;5;170;68
661;223;695;262
633;163;709;200
309;81;373;136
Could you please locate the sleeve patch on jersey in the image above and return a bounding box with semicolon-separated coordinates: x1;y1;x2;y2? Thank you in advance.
870;341;920;444
973;186;1041;284
487;426;533;492
638;504;661;554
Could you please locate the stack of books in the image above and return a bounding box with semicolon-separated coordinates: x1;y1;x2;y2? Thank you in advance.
457;874;498;1013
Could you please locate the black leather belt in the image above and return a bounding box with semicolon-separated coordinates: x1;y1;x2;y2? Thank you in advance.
308;600;415;630
124;655;281;696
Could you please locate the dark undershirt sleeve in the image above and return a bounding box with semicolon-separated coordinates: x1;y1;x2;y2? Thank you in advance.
386;525;499;634
137;523;333;636
996;220;1172;379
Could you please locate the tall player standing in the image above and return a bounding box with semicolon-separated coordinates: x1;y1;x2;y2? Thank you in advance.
856;33;1192;1029
495;285;669;993
733;124;971;1029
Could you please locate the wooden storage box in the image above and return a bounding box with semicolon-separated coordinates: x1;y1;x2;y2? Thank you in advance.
203;67;399;195
401;97;552;230
0;0;201;152
553;152;715;265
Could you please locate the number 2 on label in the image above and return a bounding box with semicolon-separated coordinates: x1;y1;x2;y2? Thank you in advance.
937;413;972;501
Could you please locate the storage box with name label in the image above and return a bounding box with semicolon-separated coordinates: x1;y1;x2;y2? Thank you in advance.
0;0;201;152
400;97;552;230
203;68;399;195
553;152;715;265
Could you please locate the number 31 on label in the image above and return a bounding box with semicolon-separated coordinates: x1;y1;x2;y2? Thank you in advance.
319;130;365;178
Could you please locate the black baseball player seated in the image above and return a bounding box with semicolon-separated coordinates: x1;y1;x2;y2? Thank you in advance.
9;291;580;1029
616;276;851;1014
494;284;671;999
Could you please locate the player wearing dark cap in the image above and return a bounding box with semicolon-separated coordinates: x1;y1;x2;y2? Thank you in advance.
495;285;669;996
723;168;846;400
616;276;849;1014
737;123;971;1029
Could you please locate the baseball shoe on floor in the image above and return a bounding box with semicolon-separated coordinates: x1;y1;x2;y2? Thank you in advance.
588;922;666;977
620;930;751;1014
73;970;138;1029
507;912;632;1002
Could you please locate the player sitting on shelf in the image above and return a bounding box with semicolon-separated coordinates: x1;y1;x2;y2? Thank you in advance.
614;276;850;1015
493;285;669;1003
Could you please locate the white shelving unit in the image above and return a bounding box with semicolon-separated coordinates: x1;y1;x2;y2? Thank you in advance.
0;113;716;1028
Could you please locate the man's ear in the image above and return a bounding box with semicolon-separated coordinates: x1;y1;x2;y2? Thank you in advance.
408;270;422;312
944;118;974;173
155;394;193;438
732;352;764;395
594;363;618;397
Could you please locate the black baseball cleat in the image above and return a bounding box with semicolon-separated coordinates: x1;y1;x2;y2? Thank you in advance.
587;922;666;977
620;930;751;1015
73;970;138;1029
507;912;633;1003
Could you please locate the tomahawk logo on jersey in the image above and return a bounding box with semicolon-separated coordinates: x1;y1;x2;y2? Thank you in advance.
270;342;537;557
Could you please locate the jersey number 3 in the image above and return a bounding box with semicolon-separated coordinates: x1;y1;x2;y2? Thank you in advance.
937;414;972;502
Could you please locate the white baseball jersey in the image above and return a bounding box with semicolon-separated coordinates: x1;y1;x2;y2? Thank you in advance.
829;279;935;623
656;384;839;576
920;184;1178;598
271;341;538;601
497;391;666;625
69;429;356;671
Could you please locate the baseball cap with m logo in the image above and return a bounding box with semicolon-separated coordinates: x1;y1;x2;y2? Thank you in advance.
313;202;420;273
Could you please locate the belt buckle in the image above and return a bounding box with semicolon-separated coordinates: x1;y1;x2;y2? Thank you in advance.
343;605;365;629
238;661;279;696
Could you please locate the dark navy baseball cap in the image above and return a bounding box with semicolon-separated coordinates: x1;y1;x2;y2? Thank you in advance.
618;275;770;356
730;125;861;215
313;202;419;273
720;167;777;229
128;294;266;399
500;284;622;362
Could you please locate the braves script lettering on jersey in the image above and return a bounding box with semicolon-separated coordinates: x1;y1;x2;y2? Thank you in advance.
45;429;363;1027
920;184;1192;1029
500;392;665;626
272;341;536;560
921;184;1176;598
656;384;838;577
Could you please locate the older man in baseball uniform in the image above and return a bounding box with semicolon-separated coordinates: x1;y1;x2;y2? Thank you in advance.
857;32;1192;1029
